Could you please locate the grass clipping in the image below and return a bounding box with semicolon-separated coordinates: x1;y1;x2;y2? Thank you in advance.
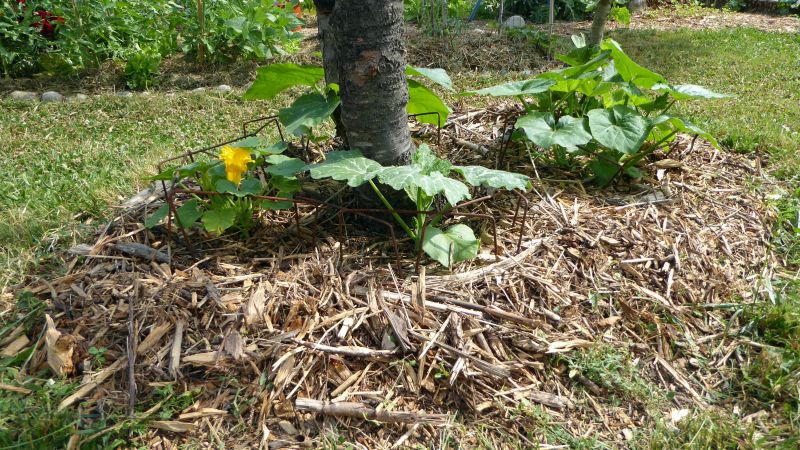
21;108;779;448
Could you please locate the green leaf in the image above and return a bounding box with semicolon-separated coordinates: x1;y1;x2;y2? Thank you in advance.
516;112;592;152
308;150;383;187
231;136;266;149
465;78;555;97
279;92;341;136
238;178;263;196
202;208;237;233
571;34;586;49
407;80;450;127
650;115;720;148
412;144;452;176
417;172;470;205
652;84;732;100
175;200;203;227
587;106;649;154
265;155;306;177
406;66;454;91
251;141;288;157
422;224;480;268
376;165;423;191
145;204;169;228
271;175;301;193
610;6;631;26
588;156;621;187
599;39;666;89
261;191;295;210
454;166;531;191
242;64;325;100
215;179;238;194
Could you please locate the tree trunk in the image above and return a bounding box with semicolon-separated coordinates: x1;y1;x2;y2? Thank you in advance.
589;0;612;46
313;0;346;143
327;0;414;166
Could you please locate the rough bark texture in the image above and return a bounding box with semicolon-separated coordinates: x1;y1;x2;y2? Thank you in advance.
590;0;612;46
313;0;346;142
313;0;338;85
329;0;414;165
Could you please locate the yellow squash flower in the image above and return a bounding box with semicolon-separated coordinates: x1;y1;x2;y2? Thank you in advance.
219;145;254;186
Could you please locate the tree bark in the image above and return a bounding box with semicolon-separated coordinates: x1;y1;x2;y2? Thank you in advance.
589;0;612;46
328;0;414;165
313;0;346;143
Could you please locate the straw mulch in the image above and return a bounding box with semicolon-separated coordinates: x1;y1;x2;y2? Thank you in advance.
18;106;779;449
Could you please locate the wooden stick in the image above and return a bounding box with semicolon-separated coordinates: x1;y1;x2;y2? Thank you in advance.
296;398;448;424
295;340;399;359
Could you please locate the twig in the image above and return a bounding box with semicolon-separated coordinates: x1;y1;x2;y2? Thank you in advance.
296;398;449;424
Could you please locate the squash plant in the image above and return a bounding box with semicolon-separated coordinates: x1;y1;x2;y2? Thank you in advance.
467;35;731;185
242;63;452;135
304;144;531;267
146;136;300;235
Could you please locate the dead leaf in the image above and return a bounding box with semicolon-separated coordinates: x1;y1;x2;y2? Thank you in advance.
178;408;228;420
223;331;245;360
654;159;684;169
243;283;266;326
597;316;622;327
45;315;76;376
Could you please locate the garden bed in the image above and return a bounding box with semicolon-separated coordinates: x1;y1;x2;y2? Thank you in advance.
13;105;781;447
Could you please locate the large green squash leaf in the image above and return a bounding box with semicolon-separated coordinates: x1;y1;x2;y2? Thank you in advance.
265;155;306;177
407;80;450;126
308;150;383;187
516;112;592;152
465;78;556;97
406;66;454;91
600;39;666;89
422;224;480;268
144;204;170;228
417;172;470;205
242;64;325;100
652;84;732;100
649;115;719;148
376;165;424;191
454;166;531;191
175;200;203;227
202;208;236;233
279;92;341;136
412;144;452;176
587;106;649;154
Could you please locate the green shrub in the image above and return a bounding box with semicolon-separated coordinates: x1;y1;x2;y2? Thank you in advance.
124;48;162;90
468;35;730;185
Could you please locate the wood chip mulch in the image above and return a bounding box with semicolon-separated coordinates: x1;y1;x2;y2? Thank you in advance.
14;106;782;448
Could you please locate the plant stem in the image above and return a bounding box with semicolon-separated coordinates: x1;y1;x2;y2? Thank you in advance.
368;180;415;239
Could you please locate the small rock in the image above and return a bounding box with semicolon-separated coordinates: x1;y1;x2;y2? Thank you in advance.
138;91;151;97
503;15;526;29
67;93;89;102
191;87;207;93
41;91;64;103
214;84;232;93
8;90;38;101
116;90;134;98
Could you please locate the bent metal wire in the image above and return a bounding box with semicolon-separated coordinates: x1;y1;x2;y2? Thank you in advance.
149;116;531;273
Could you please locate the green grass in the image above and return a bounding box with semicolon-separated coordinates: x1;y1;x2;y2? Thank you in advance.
0;93;285;291
2;20;800;448
611;28;800;167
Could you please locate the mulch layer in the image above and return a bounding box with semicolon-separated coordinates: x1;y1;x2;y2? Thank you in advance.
7;104;784;448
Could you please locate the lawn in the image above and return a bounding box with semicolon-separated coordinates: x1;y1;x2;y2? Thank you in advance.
1;11;800;447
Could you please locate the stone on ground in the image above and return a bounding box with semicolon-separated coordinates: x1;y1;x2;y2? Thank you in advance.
116;91;134;97
8;91;38;101
504;15;526;29
41;91;64;103
214;84;233;93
